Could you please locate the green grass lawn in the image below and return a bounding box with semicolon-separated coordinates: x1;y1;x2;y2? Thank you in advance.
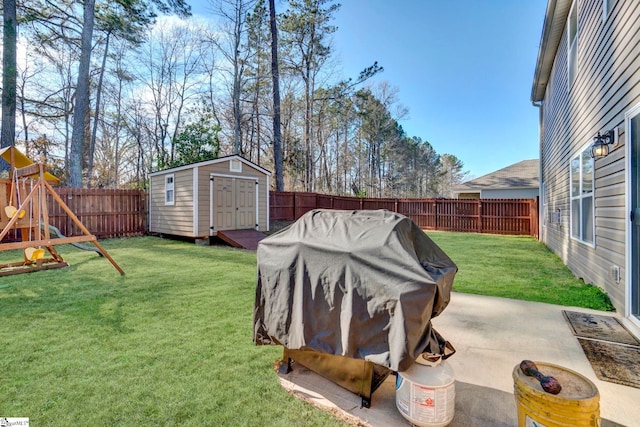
0;237;346;426
0;232;613;425
427;231;614;311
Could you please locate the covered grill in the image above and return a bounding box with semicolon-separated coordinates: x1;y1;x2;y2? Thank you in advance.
254;209;457;406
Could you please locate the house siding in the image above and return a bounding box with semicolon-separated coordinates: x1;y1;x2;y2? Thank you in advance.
540;0;640;312
482;189;539;199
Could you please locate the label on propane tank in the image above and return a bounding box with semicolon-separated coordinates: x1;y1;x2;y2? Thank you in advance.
525;415;548;427
410;382;455;423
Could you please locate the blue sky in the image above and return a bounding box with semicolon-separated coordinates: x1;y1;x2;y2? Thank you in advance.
330;0;548;179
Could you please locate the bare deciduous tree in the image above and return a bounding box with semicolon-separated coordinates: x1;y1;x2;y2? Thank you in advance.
137;18;210;169
209;0;257;155
281;0;339;192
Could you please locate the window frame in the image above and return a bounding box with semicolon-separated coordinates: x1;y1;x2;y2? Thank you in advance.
165;173;175;206
542;181;547;227
230;158;242;173
569;145;595;247
603;0;614;20
567;0;578;87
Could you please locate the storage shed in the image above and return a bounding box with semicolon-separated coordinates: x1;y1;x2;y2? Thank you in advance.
148;155;271;241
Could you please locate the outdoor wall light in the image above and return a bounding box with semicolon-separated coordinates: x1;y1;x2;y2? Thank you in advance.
590;128;618;159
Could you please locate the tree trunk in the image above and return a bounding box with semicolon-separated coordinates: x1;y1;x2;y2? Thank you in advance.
302;48;316;193
87;30;111;187
113;63;125;188
233;59;242;154
269;0;284;191
1;0;17;160
69;0;96;188
19;71;28;145
232;2;243;155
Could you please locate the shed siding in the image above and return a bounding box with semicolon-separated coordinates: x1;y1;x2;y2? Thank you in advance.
196;166;210;237
540;0;640;312
149;168;195;236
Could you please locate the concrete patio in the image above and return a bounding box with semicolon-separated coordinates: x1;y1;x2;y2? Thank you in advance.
278;292;640;426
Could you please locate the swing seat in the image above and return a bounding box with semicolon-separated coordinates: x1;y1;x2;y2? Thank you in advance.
24;247;45;261
4;205;26;219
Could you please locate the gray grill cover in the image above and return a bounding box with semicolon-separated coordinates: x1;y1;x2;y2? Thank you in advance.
253;209;457;372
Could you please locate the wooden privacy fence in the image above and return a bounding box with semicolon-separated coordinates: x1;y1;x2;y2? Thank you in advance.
48;188;147;238
270;191;539;237
5;186;535;239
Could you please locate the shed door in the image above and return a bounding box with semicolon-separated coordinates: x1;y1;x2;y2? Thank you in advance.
214;177;235;230
212;176;257;231
235;179;256;229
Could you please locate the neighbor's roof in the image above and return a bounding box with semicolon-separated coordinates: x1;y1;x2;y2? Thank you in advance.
532;0;571;102
454;159;539;191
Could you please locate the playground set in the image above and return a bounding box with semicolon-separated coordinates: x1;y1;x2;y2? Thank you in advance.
0;146;124;276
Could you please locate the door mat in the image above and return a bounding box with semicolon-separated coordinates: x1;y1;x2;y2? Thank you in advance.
578;338;640;389
562;310;640;346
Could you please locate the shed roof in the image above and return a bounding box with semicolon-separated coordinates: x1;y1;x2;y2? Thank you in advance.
531;0;571;102
454;159;539;191
148;154;272;177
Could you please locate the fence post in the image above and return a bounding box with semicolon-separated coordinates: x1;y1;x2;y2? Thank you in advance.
531;197;539;238
477;200;482;233
66;191;73;235
293;192;297;220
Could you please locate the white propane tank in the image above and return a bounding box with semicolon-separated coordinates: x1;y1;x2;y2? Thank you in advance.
395;353;455;427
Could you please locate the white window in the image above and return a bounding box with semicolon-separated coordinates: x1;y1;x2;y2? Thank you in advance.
570;148;594;245
568;1;578;86
165;174;175;205
230;159;242;173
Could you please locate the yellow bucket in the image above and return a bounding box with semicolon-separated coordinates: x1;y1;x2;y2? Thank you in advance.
513;361;600;427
